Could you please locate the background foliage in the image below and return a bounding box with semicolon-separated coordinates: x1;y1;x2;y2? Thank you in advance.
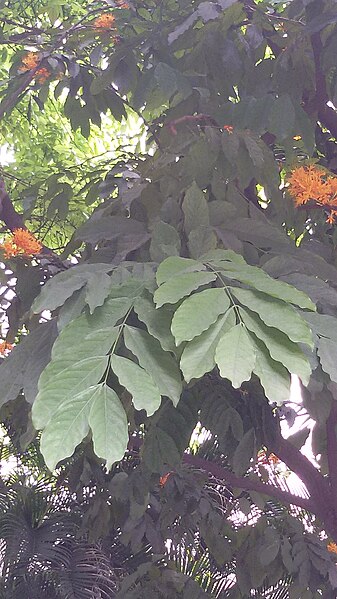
2;0;337;596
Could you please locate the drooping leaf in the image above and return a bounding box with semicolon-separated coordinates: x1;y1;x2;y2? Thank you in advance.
180;310;236;383
317;337;337;383
32;264;113;313
85;272;112;314
40;387;95;471
182;181;210;236
215;324;256;388
240;308;312;384
171;288;231;345
111;355;162;416
134;295;176;352
249;334;291;404
124;326;182;405
88;384;129;469
222;264;316;310
232;288;313;347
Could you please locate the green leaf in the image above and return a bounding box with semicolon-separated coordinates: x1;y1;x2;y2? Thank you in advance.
317;337;337;383
260;535;281;566
85;272;112;314
134;295;176;352
32;264;113;313
156;256;205;285
222;264;315;310
149;221;181;263
40;386;95;471
182;182;209;235
88;384;129;469
232;288;313;347
188;226;217;259
124;326;182;405
33;298;131;428
240;308;312;385
215;324;256;388
268;94;295;140
171;288;231;345
154;271;216;307
249;334;290;405
233;428;255;476
111;355;161;416
180;311;236;383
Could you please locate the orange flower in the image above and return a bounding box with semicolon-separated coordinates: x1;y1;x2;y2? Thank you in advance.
35;67;50;84
0;341;13;356
223;125;234;133
326;210;337;225
159;472;172;487
115;0;129;7
19;52;40;72
287;165;330;206
327;542;337;554
0;229;42;259
93;13;116;29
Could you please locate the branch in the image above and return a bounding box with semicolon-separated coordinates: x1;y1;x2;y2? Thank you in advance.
270;433;334;521
183;453;316;513
326;401;337;500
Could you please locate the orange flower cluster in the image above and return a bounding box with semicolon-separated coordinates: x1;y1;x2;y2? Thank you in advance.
19;52;40;72
35;67;50;84
93;13;116;29
287;165;337;223
0;341;13;356
115;0;129;7
223;125;234;133
327;542;337;554
258;449;280;466
0;229;42;259
159;472;172;487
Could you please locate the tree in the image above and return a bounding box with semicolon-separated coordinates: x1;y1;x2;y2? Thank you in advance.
1;0;337;595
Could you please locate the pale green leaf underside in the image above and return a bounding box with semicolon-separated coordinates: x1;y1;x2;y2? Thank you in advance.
249;334;290;404
317;337;337;383
111;355;161;416
180;310;236;383
171;288;231;345
134;295;176;352
124;326;182;405
215;324;256;388
88;384;129;470
40;387;95;471
232;288;313;348
223;265;315;310
240;308;311;384
156;256;205;285
154;271;216;307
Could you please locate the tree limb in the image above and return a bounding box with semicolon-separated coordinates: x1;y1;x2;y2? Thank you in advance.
326;401;337;500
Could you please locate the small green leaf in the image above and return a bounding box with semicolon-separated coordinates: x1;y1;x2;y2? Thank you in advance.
215;324;256;388
317;337;337;383
180;311;236;383
134;295;175;352
156;256;205;285
85;272;112;314
182;181;209;235
154;271;216;307
233;428;255;476
249;334;290;405
260;536;281;566
124;326;182;405
171;288;230;345
111;355;161;416
89;384;129;470
232;288;313;347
